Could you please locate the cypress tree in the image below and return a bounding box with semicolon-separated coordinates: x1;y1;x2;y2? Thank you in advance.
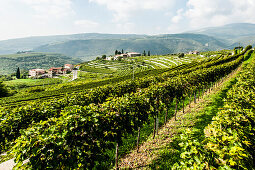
16;67;20;79
148;51;150;56
122;49;124;54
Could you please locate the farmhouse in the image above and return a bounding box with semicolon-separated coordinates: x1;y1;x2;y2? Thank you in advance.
127;52;141;57
48;67;71;77
64;64;74;70
189;51;200;55
106;56;113;61
29;69;46;77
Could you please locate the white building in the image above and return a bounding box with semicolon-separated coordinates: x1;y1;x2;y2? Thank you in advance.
72;68;78;80
127;52;141;57
64;64;74;70
29;69;46;77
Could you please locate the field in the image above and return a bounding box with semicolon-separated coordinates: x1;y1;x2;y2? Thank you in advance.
0;47;254;169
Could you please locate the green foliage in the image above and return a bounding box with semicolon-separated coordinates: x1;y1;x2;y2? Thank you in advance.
178;53;184;58
4;49;245;168
25;86;45;93
102;55;106;59
0;81;8;97
173;49;255;169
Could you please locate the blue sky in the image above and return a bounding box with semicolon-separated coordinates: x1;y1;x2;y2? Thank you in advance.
0;0;255;40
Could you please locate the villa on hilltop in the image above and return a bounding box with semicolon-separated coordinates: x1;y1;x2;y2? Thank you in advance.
188;51;200;55
106;52;141;60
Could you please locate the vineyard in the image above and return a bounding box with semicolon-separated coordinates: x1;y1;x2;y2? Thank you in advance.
0;46;254;169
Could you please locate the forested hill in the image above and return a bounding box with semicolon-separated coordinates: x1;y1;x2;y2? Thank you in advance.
0;52;81;75
34;34;226;60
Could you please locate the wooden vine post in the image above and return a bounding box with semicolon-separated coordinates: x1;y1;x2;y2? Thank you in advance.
115;143;119;170
156;97;159;135
175;98;178;121
136;127;141;152
189;93;191;107
202;85;204;98
197;88;200;101
164;107;168;124
182;98;185;113
156;117;159;135
153;114;157;139
153;97;158;139
164;96;169;124
194;90;196;104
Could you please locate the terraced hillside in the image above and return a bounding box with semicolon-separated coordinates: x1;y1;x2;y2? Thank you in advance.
79;53;219;77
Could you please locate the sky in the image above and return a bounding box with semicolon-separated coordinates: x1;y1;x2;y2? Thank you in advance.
1;0;255;40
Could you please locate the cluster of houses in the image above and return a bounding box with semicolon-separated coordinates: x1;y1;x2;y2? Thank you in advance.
106;52;141;61
29;64;76;78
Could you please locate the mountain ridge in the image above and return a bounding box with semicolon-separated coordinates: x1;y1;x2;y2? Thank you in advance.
0;23;254;60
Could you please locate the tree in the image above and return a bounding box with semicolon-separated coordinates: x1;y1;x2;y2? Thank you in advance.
0;81;8;97
178;53;185;58
148;51;151;56
115;50;118;55
96;56;100;60
122;49;124;54
102;55;107;59
143;50;146;56
16;67;20;79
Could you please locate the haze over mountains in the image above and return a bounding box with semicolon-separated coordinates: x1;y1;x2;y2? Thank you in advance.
0;23;254;61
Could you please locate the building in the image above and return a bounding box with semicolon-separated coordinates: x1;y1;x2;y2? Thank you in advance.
72;68;78;80
48;67;71;77
64;64;74;70
106;56;113;61
29;69;46;77
127;52;141;57
188;51;200;55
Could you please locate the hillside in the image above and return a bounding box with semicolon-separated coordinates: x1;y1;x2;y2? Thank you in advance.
34;34;226;60
191;23;255;46
0;52;81;75
0;23;254;60
0;33;147;55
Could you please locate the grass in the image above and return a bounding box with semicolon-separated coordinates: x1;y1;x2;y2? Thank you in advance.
3;78;63;89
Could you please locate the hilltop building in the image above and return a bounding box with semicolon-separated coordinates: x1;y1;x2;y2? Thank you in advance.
188;51;200;55
109;52;141;61
126;52;141;57
64;64;74;70
29;69;46;78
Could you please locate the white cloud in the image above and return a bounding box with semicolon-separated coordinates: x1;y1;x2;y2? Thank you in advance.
171;8;184;23
171;0;255;30
89;0;176;22
74;20;99;30
21;0;74;20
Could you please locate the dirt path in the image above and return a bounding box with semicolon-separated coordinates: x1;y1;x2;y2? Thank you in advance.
118;67;241;169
